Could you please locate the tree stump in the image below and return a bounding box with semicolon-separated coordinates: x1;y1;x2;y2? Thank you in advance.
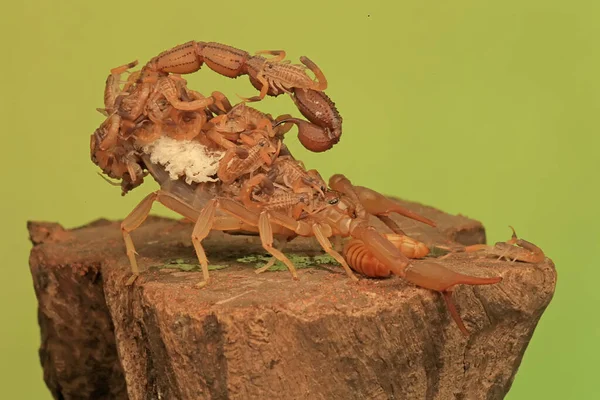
28;198;556;400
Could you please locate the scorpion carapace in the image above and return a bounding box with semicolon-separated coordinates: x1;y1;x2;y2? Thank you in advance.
90;40;509;336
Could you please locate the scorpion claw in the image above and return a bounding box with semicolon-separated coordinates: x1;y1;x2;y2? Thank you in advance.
404;261;502;294
442;291;470;336
279;118;337;152
404;261;502;335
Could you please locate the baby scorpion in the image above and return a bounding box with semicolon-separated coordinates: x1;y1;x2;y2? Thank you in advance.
439;226;545;264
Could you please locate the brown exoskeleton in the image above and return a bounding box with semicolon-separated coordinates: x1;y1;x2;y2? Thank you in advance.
216;132;281;184
91;61;146;194
201;100;294;150
128;76;212;146
266;155;327;197
135;40;342;152
117;74;215;128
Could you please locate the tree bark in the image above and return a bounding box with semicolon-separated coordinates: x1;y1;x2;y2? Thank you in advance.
28;198;556;400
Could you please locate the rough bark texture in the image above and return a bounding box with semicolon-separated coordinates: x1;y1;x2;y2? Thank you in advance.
28;198;556;400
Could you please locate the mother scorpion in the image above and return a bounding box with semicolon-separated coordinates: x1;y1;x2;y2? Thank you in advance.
91;41;519;336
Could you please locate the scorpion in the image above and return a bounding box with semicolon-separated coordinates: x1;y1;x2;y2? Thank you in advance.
201;100;294;150
91;61;215;193
266;155;327;198
136;41;342;152
91;44;509;336
216;131;281;184
91;61;146;194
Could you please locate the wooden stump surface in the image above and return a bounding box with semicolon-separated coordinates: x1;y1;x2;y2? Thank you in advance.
28;198;556;400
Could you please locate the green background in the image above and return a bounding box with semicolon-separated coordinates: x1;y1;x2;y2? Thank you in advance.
1;0;598;398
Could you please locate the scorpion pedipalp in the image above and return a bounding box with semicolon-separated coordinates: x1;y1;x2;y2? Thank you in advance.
404;261;502;336
348;227;502;336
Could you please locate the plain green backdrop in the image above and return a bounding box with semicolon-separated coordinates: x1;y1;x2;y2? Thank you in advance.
1;0;598;398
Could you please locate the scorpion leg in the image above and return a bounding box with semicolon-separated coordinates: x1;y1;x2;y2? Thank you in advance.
312;224;359;281
158;195;257;288
110;60;139;76
214;199;299;279
121;190;209;286
258;211;298;280
96;115;121;150
187;199;220;288
195;203;297;283
121;192;159;285
99;60;139;115
253;117;277;138
121;190;222;288
238;71;270;102
205;129;237;150
241;207;317;278
132;121;163;146
122;192;303;286
192;206;297;282
211;91;233;114
254;50;287;62
333;235;344;253
162;89;215;111
299;56;328;91
254;238;286;274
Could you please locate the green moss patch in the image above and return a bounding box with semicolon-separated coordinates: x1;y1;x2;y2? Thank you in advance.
236;252;340;272
153;252;342;274
156;259;228;272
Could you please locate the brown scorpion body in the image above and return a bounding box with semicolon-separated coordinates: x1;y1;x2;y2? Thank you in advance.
90;40;514;337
